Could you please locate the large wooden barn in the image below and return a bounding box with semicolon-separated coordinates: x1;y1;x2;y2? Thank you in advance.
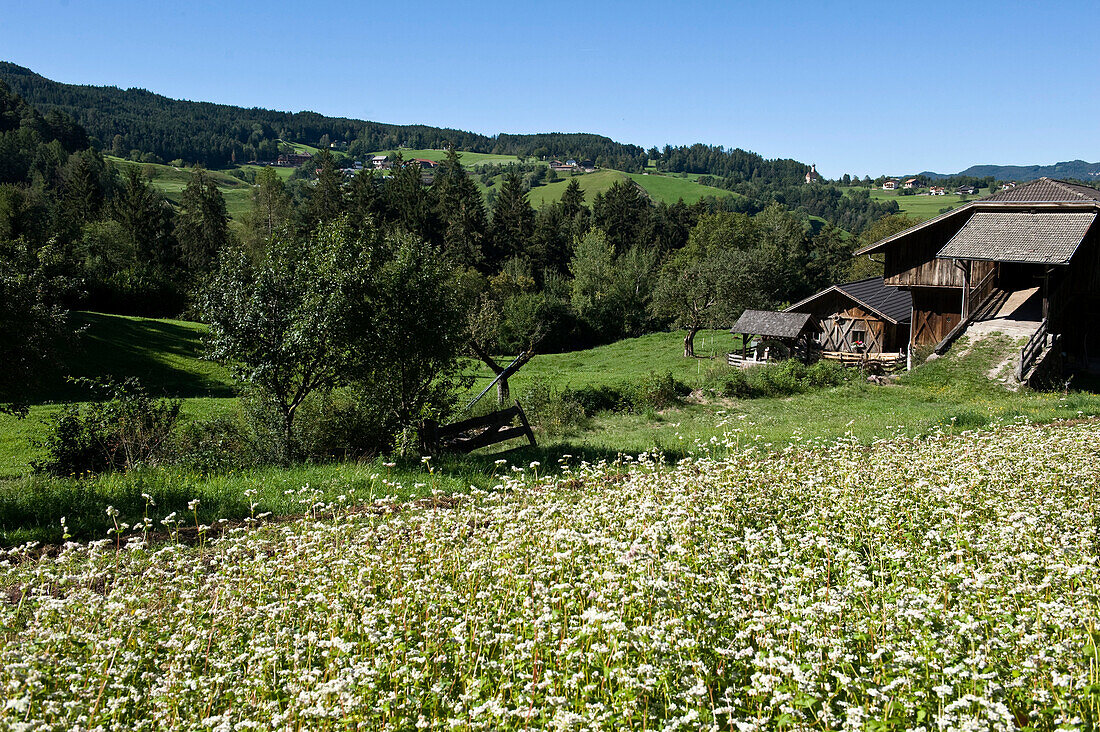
783;276;911;354
855;178;1100;376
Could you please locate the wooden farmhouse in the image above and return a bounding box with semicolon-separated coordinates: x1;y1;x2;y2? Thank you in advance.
855;177;1100;379
783;276;911;354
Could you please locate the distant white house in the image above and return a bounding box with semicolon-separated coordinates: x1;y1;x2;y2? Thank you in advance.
903;178;919;189
371;155;390;170
882;179;899;190
1001;181;1017;190
929;186;946;196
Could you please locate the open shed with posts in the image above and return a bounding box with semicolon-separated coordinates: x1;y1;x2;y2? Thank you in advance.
784;276;911;354
728;310;815;367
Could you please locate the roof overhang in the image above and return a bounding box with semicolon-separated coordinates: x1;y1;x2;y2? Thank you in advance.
936;210;1098;265
853;204;975;256
730;310;814;339
784;285;904;325
853;200;1100;257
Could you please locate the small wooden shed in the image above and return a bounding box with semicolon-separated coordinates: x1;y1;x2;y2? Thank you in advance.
784;276;912;354
729;310;815;366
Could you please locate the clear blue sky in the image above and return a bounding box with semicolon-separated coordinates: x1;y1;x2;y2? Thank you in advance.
2;0;1097;178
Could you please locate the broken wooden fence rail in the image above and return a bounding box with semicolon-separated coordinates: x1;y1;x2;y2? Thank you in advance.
420;401;537;454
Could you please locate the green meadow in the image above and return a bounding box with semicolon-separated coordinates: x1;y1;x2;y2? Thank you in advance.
3;311;1100;546
864;186;997;221
369;148;535;167
524;169;738;208
107;156;253;222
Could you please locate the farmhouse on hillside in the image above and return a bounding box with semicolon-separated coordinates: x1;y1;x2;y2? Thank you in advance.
855;177;1100;380
903;178;919;189
783;276;912;354
882;179;898;190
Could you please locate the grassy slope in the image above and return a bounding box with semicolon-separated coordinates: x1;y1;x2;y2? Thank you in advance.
626;172;738;206
859;186;997;221
525;170;625;208
524;170;738;208
369;149;534;167
107;156;253;222
0;312;236;479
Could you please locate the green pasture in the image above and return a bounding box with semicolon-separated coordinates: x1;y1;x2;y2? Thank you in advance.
369;148;536;167
525;169;625;208
237;164;296;180
862;186;995;221
4;311;1100;545
106;156;253;222
524;169;737;208
625;172;739;205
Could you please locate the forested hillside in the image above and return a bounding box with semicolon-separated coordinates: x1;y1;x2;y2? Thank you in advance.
920;159;1100;183
0;62;819;182
0;62;650;170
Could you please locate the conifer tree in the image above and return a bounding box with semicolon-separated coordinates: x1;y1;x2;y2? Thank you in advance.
488;172;534;268
174;167;230;278
307;150;343;227
433;147;487;267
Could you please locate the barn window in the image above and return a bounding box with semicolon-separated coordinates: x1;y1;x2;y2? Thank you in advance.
851;326;866;350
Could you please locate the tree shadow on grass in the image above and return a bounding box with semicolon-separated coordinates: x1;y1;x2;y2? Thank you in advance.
28;312;236;404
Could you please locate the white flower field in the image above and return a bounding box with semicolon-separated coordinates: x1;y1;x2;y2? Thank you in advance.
3;420;1100;730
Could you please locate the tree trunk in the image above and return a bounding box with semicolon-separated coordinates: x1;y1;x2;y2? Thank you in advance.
683;327;699;358
496;378;510;407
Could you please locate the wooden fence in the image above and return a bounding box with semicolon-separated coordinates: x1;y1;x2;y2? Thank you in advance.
819;351;906;372
421;401;536;454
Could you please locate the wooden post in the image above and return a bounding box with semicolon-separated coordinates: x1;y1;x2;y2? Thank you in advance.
961;260;971;321
514;401;537;447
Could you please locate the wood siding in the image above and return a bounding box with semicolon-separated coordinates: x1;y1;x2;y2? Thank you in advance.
1050;224;1100;363
883;211;971;287
910;288;963;346
788;291;906;354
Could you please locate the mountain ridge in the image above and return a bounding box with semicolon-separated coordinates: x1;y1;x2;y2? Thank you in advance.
919;160;1100;182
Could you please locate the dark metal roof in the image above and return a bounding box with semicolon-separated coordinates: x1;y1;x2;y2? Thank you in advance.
936;211;1097;265
785;276;912;324
984;177;1100;203
731;310;814;339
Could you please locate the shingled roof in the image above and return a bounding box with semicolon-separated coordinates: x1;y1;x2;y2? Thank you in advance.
983;177;1100;203
730;310;814;339
854;178;1100;257
784;276;912;324
936;211;1098;265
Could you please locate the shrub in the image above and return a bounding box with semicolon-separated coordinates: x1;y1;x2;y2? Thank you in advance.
632;371;691;410
720;369;751;398
170;414;256;475
561;385;632;415
295;388;401;460
522;378;587;436
35;378;182;476
717;360;854;400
